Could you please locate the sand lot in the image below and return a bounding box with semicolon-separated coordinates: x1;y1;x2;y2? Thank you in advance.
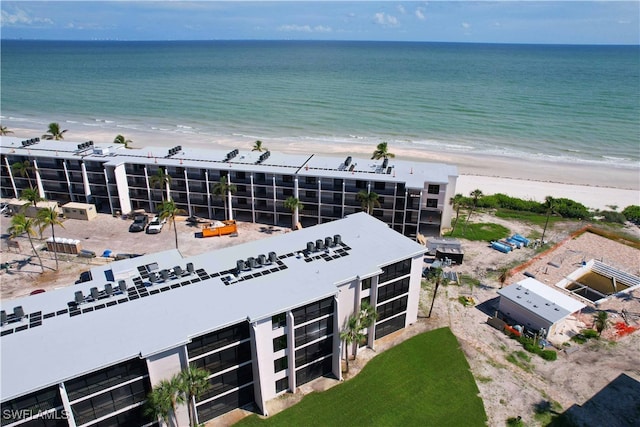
2;211;639;426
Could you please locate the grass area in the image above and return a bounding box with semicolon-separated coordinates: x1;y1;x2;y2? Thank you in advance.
448;222;510;241
494;209;562;227
236;327;487;427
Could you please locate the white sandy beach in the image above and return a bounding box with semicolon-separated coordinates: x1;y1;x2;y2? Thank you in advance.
6;125;640;212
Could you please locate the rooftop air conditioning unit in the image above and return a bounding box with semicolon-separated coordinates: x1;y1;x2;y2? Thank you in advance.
93;147;110;155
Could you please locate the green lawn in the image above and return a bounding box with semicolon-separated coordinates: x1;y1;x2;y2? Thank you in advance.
236;327;487;427
449;222;510;241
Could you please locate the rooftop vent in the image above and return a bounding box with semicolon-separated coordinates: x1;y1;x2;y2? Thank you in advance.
316;239;325;250
334;234;342;246
0;310;6;326
236;259;246;273
344;156;352;167
167;145;182;157
258;254;267;265
268;252;277;263
325;236;334;248
382;158;389;169
225;149;239;161
307;242;316;253
247;257;259;269
256;151;271;164
21;138;40;147
76;141;93;151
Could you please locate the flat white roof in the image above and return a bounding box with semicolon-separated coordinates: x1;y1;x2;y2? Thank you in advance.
0;212;425;401
0;137;457;189
498;277;586;324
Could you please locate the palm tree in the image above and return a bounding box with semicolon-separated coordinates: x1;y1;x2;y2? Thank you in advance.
9;214;44;273
540;196;555;244
145;376;184;427
283;196;304;230
37;207;64;271
356;190;380;215
150;168;172;203
178;365;211;427
12;160;35;188
594;310;609;336
42;122;67;140
427;266;443;318
449;193;464;235
340;313;364;374
0;125;13;135
212;176;237;221
371;142;395;160
497;266;511;289
354;301;377;358
252;140;266;152
114;134;132;148
20;187;44;209
463;189;483;234
158;200;186;250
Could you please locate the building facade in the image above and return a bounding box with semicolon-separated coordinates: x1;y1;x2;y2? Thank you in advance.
1;213;426;426
1;137;458;237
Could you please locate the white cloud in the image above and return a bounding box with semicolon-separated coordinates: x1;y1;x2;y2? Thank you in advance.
397;5;406;15
374;12;399;27
1;7;53;26
415;7;426;21
277;24;332;33
461;22;471;29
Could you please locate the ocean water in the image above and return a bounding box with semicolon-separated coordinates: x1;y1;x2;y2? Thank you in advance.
1;40;639;167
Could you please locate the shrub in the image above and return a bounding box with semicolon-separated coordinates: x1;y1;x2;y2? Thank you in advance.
540;350;557;361
622;205;640;224
597;210;627;224
582;329;599;339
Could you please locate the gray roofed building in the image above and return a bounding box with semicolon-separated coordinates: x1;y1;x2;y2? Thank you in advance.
1;212;426;426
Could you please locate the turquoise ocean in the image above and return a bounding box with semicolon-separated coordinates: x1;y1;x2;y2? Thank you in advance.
1;40;639;168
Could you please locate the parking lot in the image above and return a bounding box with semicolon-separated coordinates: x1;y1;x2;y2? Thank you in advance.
1;211;289;298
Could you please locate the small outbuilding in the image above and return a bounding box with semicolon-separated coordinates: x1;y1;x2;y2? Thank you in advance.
7;199;60;218
62;202;97;221
497;277;586;339
427;237;464;264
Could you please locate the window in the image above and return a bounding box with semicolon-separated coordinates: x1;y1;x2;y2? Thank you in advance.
283;175;293;183
236;171;246;180
295;358;333;386
272;313;287;329
283;188;293;197
426;198;438;208
377;296;408;321
275;377;289;393
361;277;372;290
274;356;288;373
255;173;266;183
273;335;288;352
378;258;411;283
356;180;366;189
294;317;333;346
377;278;410;303
374;181;385;190
361;296;371;308
294;337;333;365
428;184;440;194
71;380;149;426
305;190;316;199
375;314;407;339
196;385;254;423
65;358;148;401
0;386;62;423
292;297;333;324
187;322;250;358
192;341;252;373
197;364;253;402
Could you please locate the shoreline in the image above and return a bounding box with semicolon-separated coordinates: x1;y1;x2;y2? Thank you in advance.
5;124;639;211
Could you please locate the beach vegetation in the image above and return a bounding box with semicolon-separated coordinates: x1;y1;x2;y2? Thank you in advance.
113;134;132;148
463;189;483;234
370;141;395;160
19;187;44;209
237;328;487;427
594;209;627;224
149;167;172;203
541;196;555;243
157;200;186;250
0;125;13;135
593;310;609;336
427;265;443;317
283;196;303;229
622;205;640;225
212;175;237;221
251;140;266;152
36;207;64;271
11;160;34;188
449;193;465;234
356;190;380;215
340;301;377;372
42;122;67;140
450;222;509;242
8;213;44;273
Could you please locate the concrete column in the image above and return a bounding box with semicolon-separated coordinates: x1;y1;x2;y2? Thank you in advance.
249;322;267;416
144;166;152;212
250;174;255;223
183;168;192;217
80;162;91;202
3;156;18;198
146;347;189;427
59;382;77;427
103;168;115;215
287;311;296;392
62;160;73;202
32;159;45;199
369;275;379;349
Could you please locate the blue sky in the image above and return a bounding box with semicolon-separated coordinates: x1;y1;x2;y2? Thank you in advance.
1;1;638;44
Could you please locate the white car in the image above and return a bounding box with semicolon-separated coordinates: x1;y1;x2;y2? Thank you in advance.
146;216;166;234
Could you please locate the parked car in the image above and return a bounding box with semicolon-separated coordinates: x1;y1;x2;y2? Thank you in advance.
146;216;166;234
129;214;149;232
0;202;9;215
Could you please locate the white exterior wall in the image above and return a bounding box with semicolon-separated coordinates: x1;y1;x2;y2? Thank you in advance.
145;347;190;427
113;163;132;214
251;317;280;410
405;255;424;326
441;174;458;229
498;298;554;333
